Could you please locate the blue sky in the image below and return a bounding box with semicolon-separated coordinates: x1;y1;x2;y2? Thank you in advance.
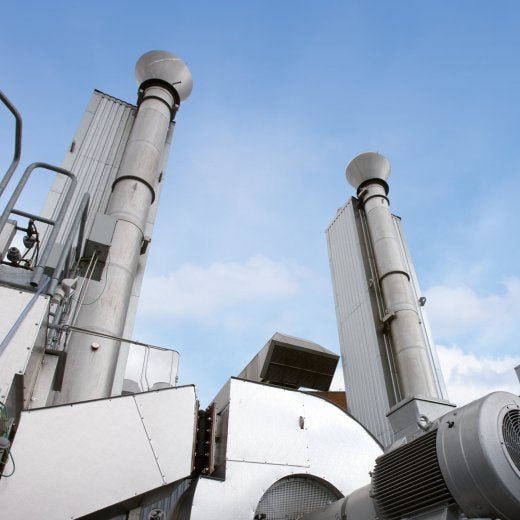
1;1;519;406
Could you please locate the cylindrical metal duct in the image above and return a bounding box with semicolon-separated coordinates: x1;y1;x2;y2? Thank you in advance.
346;152;440;400
56;51;192;404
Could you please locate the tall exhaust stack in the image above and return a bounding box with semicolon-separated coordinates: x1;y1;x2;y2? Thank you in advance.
56;51;192;404
345;152;439;399
327;152;451;446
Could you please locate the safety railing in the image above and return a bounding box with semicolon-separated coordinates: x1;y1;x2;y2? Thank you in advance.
0;162;77;288
0;90;22;199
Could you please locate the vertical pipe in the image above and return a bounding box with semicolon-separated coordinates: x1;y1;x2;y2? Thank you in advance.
346;152;439;400
55;52;192;404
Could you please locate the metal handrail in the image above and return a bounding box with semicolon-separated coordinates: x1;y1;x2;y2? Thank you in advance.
0;90;22;198
0;161;77;288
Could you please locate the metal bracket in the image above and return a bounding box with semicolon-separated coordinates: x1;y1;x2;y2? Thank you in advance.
380;311;396;332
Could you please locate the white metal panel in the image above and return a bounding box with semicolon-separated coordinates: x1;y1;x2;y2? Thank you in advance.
0;287;48;401
227;380;309;466
303;391;382;494
134;387;196;483
190;379;381;519
192;461;310;519
0;386;196;519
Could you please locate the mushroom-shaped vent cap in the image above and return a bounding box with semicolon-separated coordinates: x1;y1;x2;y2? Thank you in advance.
135;50;193;102
346;152;390;190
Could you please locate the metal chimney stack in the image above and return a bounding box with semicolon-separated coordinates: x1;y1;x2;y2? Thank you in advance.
345;152;439;400
56;51;192;404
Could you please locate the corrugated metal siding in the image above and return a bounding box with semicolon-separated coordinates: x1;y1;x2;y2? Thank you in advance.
37;90;174;392
327;199;395;448
326;198;449;448
41;90;136;242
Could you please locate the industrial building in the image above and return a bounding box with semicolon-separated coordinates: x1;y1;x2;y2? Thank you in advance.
0;51;518;520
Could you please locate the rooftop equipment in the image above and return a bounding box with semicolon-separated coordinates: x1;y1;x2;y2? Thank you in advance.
55;51;192;404
238;332;339;391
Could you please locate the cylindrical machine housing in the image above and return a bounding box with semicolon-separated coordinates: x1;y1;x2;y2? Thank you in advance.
372;391;520;520
436;391;520;519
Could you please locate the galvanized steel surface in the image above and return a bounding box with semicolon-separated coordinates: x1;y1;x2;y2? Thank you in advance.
238;332;339;392
40;91;136;246
327;195;448;448
135;51;193;102
357;178;439;400
189;378;381;519
0;385;197;519
0;287;48;404
56;74;178;404
327;200;395;447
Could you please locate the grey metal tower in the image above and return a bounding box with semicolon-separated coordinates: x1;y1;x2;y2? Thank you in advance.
326;152;448;447
54;51;193;404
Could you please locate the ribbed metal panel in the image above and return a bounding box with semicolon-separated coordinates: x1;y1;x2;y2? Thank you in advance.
326;198;449;448
38;90;174;393
372;430;455;519
41;90;136;242
326;199;396;448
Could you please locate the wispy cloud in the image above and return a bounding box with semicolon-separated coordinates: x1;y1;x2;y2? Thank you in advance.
436;345;519;405
140;255;305;320
425;277;520;355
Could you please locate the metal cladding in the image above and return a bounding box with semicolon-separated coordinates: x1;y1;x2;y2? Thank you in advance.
238;332;339;391
0;386;197;519
326;197;447;447
345;152;441;401
188;378;382;518
55;51;191;404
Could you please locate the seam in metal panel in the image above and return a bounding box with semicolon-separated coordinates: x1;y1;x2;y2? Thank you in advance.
132;394;167;485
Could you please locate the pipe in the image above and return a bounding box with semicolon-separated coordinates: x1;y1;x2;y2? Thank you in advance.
346;152;439;399
55;51;192;404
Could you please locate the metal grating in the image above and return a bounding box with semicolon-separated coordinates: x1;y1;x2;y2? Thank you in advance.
372;429;455;519
503;409;520;472
254;475;341;520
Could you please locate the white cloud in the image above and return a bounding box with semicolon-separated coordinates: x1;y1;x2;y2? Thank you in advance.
328;346;519;408
425;277;520;354
436;345;520;406
140;255;304;319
